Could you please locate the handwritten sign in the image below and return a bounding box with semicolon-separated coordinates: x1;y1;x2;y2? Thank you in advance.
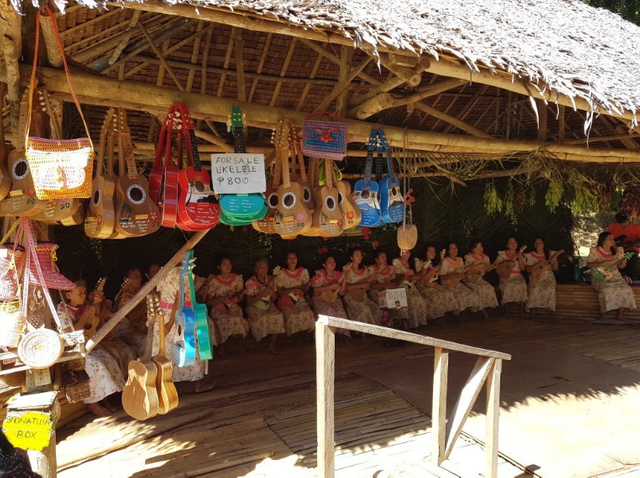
3;411;53;451
378;288;408;309
210;153;266;194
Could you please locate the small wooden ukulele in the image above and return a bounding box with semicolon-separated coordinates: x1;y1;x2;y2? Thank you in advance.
151;293;179;415
353;131;382;227
526;249;564;279
495;246;526;279
376;129;404;224
122;296;160;421
320;263;351;304
113;108;161;237
465;261;496;283
289;121;316;215
313;159;344;237
172;252;197;368
82;277;107;340
440;256;470;288
346;265;367;302
335;173;361;230
252;149;282;234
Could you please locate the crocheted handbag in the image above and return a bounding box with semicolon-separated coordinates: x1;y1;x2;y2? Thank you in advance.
301;112;348;160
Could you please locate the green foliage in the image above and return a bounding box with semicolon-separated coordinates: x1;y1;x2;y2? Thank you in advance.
582;0;640;25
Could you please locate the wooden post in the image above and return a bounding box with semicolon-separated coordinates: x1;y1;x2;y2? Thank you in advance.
432;347;449;466
537;99;548;143
485;359;503;478
316;321;336;478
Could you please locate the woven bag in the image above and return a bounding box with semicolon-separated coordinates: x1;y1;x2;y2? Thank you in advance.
302;112;348;160
27;243;75;290
62;365;91;403
25;7;93;200
397;224;418;251
0;300;24;348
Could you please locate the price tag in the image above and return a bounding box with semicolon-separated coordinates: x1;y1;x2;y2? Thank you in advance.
378;288;408;309
3;411;54;451
210;153;266;194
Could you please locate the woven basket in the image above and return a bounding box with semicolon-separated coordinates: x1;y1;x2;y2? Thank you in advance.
302;112;348;160
17;328;64;369
66;358;86;371
397;224;418;251
0;246;25;301
28;243;75;290
62;366;91;403
0;300;24;348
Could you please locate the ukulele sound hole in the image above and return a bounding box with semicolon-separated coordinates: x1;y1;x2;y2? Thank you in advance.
338;192;344;204
13;159;28;180
92;189;101;206
326;196;336;211
361;190;370;200
127;185;146;205
304;187;311;202
282;193;296;209
392;187;399;196
195;181;205;193
268;193;279;209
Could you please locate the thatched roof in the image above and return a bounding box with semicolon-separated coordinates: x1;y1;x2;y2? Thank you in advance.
49;0;640;125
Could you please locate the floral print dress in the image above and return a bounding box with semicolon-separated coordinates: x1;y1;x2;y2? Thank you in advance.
415;259;460;320
309;269;349;320
57;303;125;404
244;275;286;342
156;267;209;383
392;258;428;328
496;250;528;305
524;252;557;311
463;253;499;310
114;289;147;357
275;268;316;336
441;256;481;312
342;265;382;325
587;247;637;313
207;274;250;343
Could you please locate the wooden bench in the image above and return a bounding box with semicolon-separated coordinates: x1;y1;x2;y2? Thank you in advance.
556;284;640;321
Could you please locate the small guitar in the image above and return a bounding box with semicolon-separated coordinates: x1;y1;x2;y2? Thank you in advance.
252;149;282;234
526;250;565;279
0;89;11;203
150;293;179;415
312;159;344;237
122;296;160;421
420;264;442;288
614;235;640;250
82;278;107;340
172;252;197;368
336;175;361;230
587;251;633;281
113;108;161;237
186;251;213;361
376;129;404;224
320;263;351;304
273;120;311;238
346;265;367;302
177;105;220;231
219;105;266;222
465;261;496;283
495;246;527;279
440;257;470;288
353;131;382;227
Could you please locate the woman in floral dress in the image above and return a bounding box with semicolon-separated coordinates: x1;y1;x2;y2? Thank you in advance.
416;245;460;321
245;258;286;354
497;237;528;318
464;240;498;318
310;255;350;337
206;256;250;356
341;247;382;325
156;264;214;390
369;250;396;302
275;252;316;337
587;231;637;320
440;242;481;314
392;250;429;328
114;266;147;357
524;237;559;319
58;280;127;417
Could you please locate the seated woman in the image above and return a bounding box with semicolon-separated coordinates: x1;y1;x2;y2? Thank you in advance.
309;254;350;337
274;252;316;339
496;237;528;318
156;262;215;392
341;247;382;325
524;237;559;319
58;279;129;417
244;258;286;354
114;266;147;357
392;249;429;328
416;245;460;321
463;240;499;319
587;231;637;320
206;256;250;357
369;250;396;301
440;242;481;315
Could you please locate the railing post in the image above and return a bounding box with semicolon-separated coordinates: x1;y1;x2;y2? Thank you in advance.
485;358;502;478
316;321;336;478
432;347;449;466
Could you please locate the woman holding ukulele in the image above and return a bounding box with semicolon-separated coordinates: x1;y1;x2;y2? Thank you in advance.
463;240;498;318
341;247;382;325
496;237;528;318
524;237;560;320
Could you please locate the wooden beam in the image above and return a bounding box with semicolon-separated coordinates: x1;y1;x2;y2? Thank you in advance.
115;1;639;123
316;321;336;478
19;64;640;162
558;105;566;141
234;28;247;102
557;132;640;145
138;22;185;91
0;2;21;132
485;359;503;478
432;348;449;466
414;102;492;138
248;33;272;103
537;99;548;142
107;10;141;65
40;15;64;68
217;28;235;98
298;48;324;110
186;20;204;92
270;39;297;107
314;52;369;114
442;85;489;134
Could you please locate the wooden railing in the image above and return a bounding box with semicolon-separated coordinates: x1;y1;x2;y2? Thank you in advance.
315;315;511;478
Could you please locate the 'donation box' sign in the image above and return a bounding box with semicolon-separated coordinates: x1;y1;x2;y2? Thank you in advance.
210;153;266;194
3;411;54;451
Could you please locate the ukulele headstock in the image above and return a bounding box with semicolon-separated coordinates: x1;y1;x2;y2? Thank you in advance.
274;120;289;149
227;105;245;134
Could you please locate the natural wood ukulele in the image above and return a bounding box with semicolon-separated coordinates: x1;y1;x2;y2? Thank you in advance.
312;159;344;237
151;293;179;415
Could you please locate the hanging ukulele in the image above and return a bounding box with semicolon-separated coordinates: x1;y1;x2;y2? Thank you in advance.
176;104;220;231
288;122;316;215
219;105;267;225
312;159;344;237
150;293;179;415
186;251;212;361
252;148;282;234
172;251;197;368
353;130;382;227
376;129;405;224
334;163;361;230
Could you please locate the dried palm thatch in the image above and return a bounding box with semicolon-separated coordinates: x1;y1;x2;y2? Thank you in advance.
30;0;640;127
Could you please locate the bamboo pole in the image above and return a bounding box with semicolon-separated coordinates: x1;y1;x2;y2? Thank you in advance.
0;3;21;132
85;229;209;353
234;28;247;102
314;51;367;114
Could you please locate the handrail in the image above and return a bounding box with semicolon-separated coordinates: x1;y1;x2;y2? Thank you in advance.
318;315;511;360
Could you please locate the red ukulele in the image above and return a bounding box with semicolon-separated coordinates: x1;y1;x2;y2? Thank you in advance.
149;105;179;228
176;104;220;231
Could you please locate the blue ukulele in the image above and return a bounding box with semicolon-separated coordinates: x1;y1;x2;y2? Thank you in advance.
376;129;405;224
186;251;213;361
172;251;197;368
353;131;383;227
